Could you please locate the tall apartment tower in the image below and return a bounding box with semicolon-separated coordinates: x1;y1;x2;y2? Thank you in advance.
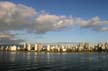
34;44;38;51
27;43;31;51
62;45;66;52
37;43;43;52
10;45;17;51
23;43;26;49
47;44;50;52
78;43;84;51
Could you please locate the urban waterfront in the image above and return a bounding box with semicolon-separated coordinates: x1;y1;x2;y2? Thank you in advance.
0;51;108;71
1;42;108;52
0;0;108;71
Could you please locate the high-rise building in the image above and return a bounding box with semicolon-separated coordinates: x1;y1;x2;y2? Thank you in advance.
10;45;16;51
34;44;38;51
23;43;26;49
47;44;50;52
78;43;84;51
27;43;31;51
34;43;43;52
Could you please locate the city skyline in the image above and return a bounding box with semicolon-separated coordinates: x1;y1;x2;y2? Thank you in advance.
0;0;108;44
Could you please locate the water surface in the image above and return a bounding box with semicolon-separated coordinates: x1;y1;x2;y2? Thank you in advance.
0;52;108;71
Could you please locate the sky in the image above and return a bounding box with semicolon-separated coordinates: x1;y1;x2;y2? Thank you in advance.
0;0;108;44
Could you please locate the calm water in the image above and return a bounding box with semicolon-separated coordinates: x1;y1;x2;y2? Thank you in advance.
0;52;108;71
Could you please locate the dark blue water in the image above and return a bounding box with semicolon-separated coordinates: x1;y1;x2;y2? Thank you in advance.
0;52;108;71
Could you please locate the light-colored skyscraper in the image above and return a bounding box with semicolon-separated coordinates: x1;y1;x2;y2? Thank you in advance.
78;43;84;51
23;43;26;49
47;44;50;52
34;44;38;51
27;43;31;51
10;45;17;51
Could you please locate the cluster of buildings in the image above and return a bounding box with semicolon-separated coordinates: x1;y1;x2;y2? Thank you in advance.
0;42;108;52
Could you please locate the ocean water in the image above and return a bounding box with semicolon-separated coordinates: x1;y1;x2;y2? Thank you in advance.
0;51;108;71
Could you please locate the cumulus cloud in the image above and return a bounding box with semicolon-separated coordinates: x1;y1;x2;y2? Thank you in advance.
77;16;108;31
34;14;74;33
0;1;108;34
0;33;24;44
0;1;36;31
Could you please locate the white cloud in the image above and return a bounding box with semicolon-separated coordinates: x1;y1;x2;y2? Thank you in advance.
34;14;74;33
77;16;108;31
0;1;108;34
0;1;36;31
0;33;24;44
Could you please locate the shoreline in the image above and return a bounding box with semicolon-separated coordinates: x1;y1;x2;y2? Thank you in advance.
0;50;108;53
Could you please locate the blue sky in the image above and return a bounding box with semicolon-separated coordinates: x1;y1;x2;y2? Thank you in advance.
11;0;108;18
0;0;108;43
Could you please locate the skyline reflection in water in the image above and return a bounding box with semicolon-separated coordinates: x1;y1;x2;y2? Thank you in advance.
0;52;108;71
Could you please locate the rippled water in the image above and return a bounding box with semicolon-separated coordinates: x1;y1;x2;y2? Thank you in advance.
0;52;108;71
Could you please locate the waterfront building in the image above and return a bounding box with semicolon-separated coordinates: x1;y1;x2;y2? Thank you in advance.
61;45;67;52
6;46;9;51
22;43;29;51
37;43;43;52
62;48;67;52
101;43;106;50
66;45;72;52
10;45;17;51
27;43;31;51
0;46;4;51
57;47;60;52
94;43;102;51
50;45;55;52
23;43;26;50
83;43;89;51
17;46;21;51
105;43;108;50
72;46;77;52
34;44;38;51
78;43;84;51
88;45;94;51
47;44;51;52
0;42;108;52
